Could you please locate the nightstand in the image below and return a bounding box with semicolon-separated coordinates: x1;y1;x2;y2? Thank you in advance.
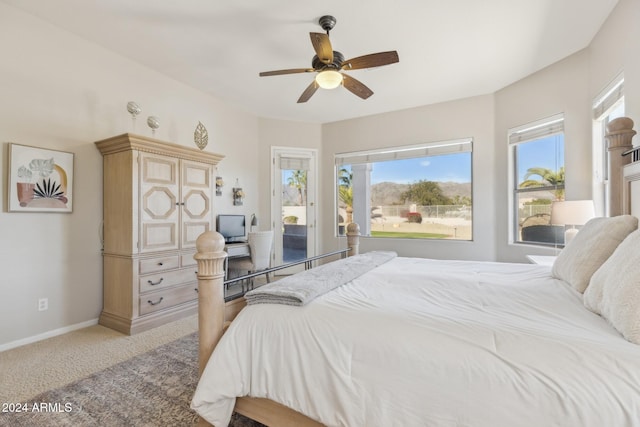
526;255;557;266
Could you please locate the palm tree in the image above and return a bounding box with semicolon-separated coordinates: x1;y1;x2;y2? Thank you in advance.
287;170;307;206
520;166;565;200
337;167;353;208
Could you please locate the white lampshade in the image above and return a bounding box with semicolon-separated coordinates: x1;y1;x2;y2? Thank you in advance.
315;70;343;89
550;200;596;245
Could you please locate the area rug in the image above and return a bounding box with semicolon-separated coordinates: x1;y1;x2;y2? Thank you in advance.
0;332;264;427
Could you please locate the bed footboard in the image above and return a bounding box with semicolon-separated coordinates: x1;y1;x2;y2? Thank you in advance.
194;224;360;426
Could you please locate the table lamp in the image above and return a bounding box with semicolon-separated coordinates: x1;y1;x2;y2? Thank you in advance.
550;200;596;245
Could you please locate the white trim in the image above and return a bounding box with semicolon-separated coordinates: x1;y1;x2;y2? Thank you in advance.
508;113;564;144
593;71;624;120
0;318;99;352
335;138;472;165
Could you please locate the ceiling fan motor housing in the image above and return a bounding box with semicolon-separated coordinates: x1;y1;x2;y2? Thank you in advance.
312;51;344;70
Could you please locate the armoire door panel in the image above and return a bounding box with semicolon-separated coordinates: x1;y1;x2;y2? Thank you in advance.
140;153;179;251
143;156;177;184
182;161;210;187
142;222;178;251
142;186;178;220
183;189;209;219
183;221;210;248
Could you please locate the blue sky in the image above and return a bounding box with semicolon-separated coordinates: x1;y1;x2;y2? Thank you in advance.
515;134;564;183
370;153;472;184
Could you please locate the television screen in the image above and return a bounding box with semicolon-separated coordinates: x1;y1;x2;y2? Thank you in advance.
217;215;246;243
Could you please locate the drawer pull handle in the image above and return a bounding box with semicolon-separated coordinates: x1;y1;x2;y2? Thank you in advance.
194;288;198;293
147;278;164;286
158;262;163;266
147;297;164;306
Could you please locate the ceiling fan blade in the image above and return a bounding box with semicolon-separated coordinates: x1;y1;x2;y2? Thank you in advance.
310;32;333;64
297;81;319;103
259;68;314;77
341;51;399;70
342;74;374;100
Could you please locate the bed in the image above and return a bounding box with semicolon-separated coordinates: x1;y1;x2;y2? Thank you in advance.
191;119;640;427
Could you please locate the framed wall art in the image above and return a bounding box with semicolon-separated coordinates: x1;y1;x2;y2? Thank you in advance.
7;143;74;213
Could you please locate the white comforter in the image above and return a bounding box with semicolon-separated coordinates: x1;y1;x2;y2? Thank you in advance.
191;257;640;427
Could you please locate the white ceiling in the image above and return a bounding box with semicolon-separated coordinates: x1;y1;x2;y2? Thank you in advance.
3;0;619;124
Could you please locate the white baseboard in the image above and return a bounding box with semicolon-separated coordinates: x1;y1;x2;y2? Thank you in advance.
0;318;99;353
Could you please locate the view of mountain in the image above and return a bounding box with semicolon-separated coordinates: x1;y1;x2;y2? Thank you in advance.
283;180;472;206
371;181;471;206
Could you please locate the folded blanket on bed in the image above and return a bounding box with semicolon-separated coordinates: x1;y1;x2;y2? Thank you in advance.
244;251;397;306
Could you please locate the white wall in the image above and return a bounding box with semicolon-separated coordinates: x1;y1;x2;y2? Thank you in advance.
0;4;261;348
494;50;591;262
588;0;640;121
494;0;640;262
257;118;322;234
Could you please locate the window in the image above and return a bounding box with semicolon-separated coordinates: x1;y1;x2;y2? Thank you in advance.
509;114;565;246
592;73;624;216
334;139;473;240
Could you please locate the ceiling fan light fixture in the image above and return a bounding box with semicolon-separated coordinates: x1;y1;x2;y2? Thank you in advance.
315;70;343;89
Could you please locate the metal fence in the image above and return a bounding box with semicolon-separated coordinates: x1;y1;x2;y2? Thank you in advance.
519;204;552;219
374;205;472;221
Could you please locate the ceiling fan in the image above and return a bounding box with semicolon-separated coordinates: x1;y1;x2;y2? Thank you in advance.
259;15;399;103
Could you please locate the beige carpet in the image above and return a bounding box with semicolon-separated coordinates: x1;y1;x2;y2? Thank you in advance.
0;328;264;427
0;314;198;404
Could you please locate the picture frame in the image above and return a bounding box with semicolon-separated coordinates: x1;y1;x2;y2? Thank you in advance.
7;143;74;213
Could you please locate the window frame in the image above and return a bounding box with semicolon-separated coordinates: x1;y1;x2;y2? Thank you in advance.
508;114;565;247
592;73;624;217
334;138;473;241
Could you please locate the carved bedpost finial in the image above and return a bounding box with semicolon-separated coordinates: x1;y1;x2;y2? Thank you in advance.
346;222;360;256
194;231;227;376
606;117;636;216
606;117;636;150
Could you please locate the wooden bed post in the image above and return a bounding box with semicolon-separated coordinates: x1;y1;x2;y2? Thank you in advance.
346;222;360;256
606;117;636;216
194;230;228;376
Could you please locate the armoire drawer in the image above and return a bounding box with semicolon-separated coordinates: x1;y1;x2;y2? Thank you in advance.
139;283;199;316
139;266;198;293
139;255;180;274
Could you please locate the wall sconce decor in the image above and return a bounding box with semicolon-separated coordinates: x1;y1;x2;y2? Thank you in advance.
194;121;208;150
233;186;244;206
215;176;224;196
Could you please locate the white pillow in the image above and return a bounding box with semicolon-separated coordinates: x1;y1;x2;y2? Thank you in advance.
583;228;640;344
551;215;637;293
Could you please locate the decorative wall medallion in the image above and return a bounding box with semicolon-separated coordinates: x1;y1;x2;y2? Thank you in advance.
147;116;160;136
194;121;209;150
126;101;141;118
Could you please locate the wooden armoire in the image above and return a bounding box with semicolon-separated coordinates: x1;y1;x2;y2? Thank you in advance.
95;133;224;334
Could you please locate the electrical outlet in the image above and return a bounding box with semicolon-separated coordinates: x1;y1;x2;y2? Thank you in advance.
38;298;48;311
